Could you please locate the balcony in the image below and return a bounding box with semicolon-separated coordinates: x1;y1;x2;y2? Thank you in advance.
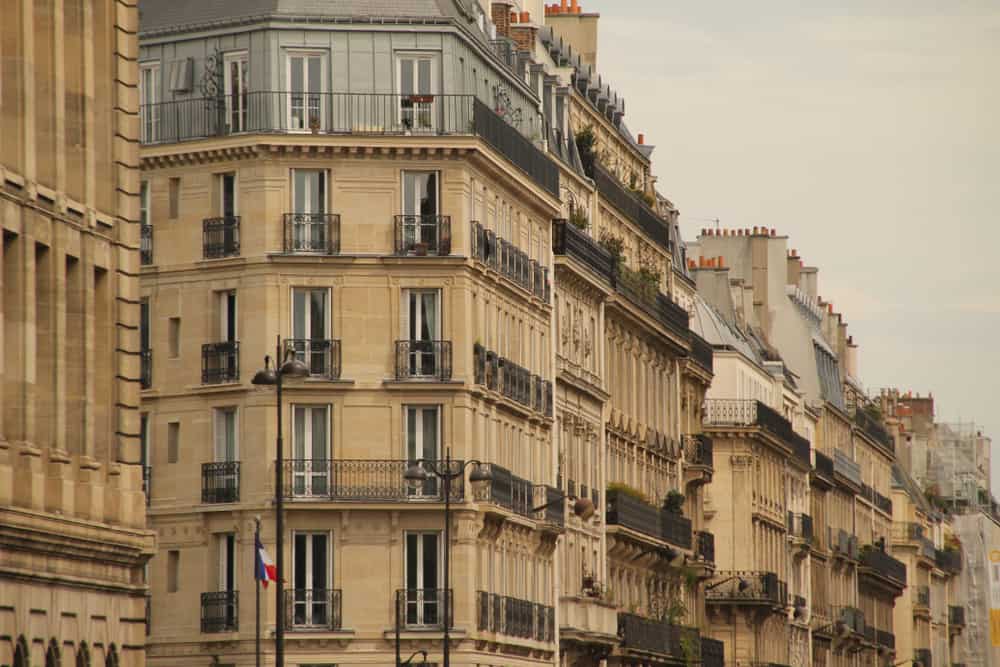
286;339;342;379
701;637;724;667
474;463;534;520
876;629;895;650
283;213;340;255
473;344;552;416
949;605;965;629
787;512;814;544
396;588;452;630
833;449;863;490
202;462;240;504
552;219;617;282
140;224;153;265
617;613;699;662
863;624;876;644
853;407;893;451
394;340;452;381
662;511;693;550
695;530;715;564
393;215;452;256
470;221;550;302
605;490;692;549
285;589;342;631
915;585;931;610
140;349;152;389
201;591;238;633
859;545;907;587
281;459;462;502
683;434;713;468
705;571;787;608
476;592;554;642
201;341;239;384
592;164;671;251
690;332;714;374
814;450;834;482
142;465;151;506
874;491;893;514
703;400;811;467
203;216;240;258
832;606;866;636
914;649;931;667
936;548;962;573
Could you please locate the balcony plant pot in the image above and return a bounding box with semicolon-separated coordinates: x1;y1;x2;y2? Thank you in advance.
582;574;595;590
309;117;321;134
409;94;434;105
412;243;429;256
663;490;685;514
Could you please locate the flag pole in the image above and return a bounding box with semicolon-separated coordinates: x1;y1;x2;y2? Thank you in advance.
255;515;261;667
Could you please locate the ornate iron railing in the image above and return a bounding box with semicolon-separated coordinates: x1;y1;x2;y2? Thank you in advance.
202;216;241;258
201;341;239;384
140;349;152;389
476;592;554;642
915;585;931;608
834;449;863;488
285;339;342;379
683;434;713;468
705;571;787;607
394;340;452;381
696;530;715;564
474;463;535;519
690;332;714;373
949;605;965;626
472;98;559;196
281;459;462;502
606;490;692;549
396;588;452;630
473;344;551;416
285;589;342;630
936;548;962;573
617;613;698;660
854;407;892;450
201;591;238;633
552;218;617;281
283;213;340;254
787;512;814;543
703;400;810;466
470;221;550;302
140;224;153;265
859;545;907;585
393;215;451;256
202;462;240;504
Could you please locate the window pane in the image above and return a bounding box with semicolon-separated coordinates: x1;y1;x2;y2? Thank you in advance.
422;534;437;589
418;59;431;95
312;408;326;460
312;535;327;590
403;172;415;215
407;409;417;461
310;290;326;339
293;289;306;339
291;57;303;93
308;57;321;93
294;534;307;589
294;407;306;459
406;533;418;588
421;292;437;340
422;408;437;459
400;59;413;96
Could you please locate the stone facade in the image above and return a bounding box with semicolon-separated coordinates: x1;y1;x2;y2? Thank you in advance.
0;0;155;665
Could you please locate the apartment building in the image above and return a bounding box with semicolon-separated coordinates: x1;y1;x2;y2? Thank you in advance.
689;232;907;667
0;0;155;665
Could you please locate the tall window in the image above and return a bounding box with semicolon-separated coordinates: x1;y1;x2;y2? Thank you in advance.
402;170;438;217
289;170;329;253
140;180;151;226
400;171;445;255
218;532;236;593
292;405;329;497
223;52;248;132
139;62;159;142
397;54;436;131
405;406;439;498
404;532;441;626
292;532;331;627
291;287;329;375
402;289;441;377
219;172;237;218
287;52;324;131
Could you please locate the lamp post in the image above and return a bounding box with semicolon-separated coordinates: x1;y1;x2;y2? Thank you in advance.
403;452;492;667
252;338;310;667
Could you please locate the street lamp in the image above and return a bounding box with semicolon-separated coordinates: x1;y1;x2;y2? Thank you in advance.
530;488;596;522
252;339;309;667
402;453;492;667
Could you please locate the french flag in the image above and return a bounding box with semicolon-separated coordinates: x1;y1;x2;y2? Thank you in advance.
255;531;277;588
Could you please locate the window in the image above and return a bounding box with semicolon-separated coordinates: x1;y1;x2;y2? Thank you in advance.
140;412;150;474
168;177;180;219
402;289;441;377
218;532;236;594
140;180;151;226
404;532;441;626
214;408;238;463
405;406;440;498
292;405;329;497
139;62;160;142
167;421;180;463
287;52;325;131
292;169;327;215
13;636;28;667
168;317;180;358
218;172;237;217
292;532;331;627
397;54;437;131
399;171;447;255
140;298;150;351
291;288;329;375
46;639;60;667
218;290;237;342
402;170;439;217
223;52;248;132
167;550;180;592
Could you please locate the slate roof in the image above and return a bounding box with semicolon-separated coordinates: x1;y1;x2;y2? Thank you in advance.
690;297;763;365
140;0;464;34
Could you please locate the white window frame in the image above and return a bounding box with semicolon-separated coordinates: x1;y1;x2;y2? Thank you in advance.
290;169;328;215
403;531;443;627
218;290;237;342
139;62;160;143
219;172;238;217
290;404;331;498
213;407;238;462
395;52;439;132
404;405;441;499
285;50;327;132
222;51;249;133
291;531;333;628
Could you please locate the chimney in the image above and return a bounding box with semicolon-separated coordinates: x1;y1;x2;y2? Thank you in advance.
786;250;801;287
545;0;599;68
637;133;645;145
846;335;859;379
492;2;514;37
571;0;580;12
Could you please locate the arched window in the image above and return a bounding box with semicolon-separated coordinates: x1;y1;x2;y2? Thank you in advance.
105;644;119;667
13;636;29;667
76;642;91;667
45;640;60;667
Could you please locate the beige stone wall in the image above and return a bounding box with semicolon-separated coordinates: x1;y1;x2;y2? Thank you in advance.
0;0;154;665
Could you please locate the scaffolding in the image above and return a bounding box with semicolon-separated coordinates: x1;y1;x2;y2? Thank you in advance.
926;421;992;513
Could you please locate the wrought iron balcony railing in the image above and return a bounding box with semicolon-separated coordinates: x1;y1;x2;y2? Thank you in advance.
474;462;534;519
142;465;151;506
696;530;715;564
662;511;693;549
703;400;810;466
787;512;814;543
936;548;962;573
140;349;152;389
473;344;552;416
201;591;238;633
874;490;893;514
705;571;787;607
396;588;452;630
552;219;616;282
690;332;714;374
853;407;893;450
814;450;834;480
593;163;671;251
202;462;240;504
285;589;342;630
833;606;866;635
203;216;241;259
833;449;863;488
915;585;931;608
393;215;451;256
286;339;342;379
140;224;153;265
859;545;907;585
283;213;340;254
683;434;714;468
701;637;725;667
476;592;554;642
202;341;239;384
394;340;452;381
470;221;550;302
876;629;895;650
914;649;931;667
949;605;965;627
281;459;462;502
617;613;698;660
605;490;693;549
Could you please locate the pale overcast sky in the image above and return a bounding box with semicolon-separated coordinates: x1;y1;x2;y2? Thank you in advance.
581;0;1000;490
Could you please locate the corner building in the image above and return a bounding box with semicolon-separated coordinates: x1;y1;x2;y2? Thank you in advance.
0;0;154;665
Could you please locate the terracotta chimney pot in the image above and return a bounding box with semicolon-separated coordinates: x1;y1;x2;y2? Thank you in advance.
571;0;581;13
520;11;530;22
561;0;569;11
770;228;776;236
718;256;725;268
638;133;645;145
511;12;518;22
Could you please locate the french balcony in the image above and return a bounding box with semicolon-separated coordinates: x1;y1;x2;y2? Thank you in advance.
858;544;907;587
393;215;451;256
701;637;725;667
281;459;462;502
140;349;152;389
617;612;699;662
787;512;814;544
201;341;239;384
703;400;811;468
949;605;966;629
201;591;238;633
682;434;714;468
476;591;554;642
140;224;153;265
833;449;863;490
876;629;895;650
286;339;342;379
695;530;715;564
202;462;240;504
394;340;452;381
705;571;788;609
202;216;241;259
396;588;452;630
283;213;341;255
285;589;343;631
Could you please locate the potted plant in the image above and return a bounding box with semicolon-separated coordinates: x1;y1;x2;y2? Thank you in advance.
412;242;429;256
308;116;321;133
663;490;685;514
568;206;589;231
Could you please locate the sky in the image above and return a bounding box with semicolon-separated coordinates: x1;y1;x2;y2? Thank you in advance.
579;0;1000;491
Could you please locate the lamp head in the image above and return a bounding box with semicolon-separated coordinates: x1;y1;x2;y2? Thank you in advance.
572;496;596;521
280;349;311;378
737;578;750;592
252;356;279;386
469;464;493;488
404;462;429;488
